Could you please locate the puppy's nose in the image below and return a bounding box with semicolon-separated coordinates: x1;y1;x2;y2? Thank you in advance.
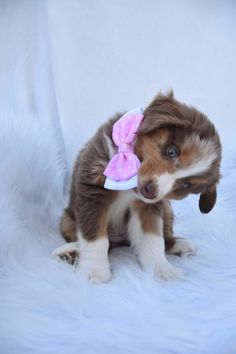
140;181;156;199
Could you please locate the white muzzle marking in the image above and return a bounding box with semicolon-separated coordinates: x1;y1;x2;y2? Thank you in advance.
155;148;217;199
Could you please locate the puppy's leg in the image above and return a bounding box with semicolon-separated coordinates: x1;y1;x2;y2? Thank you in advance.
163;200;196;257
128;201;183;281
60;208;77;242
76;206;111;284
52;208;78;264
77;233;111;283
57;199;111;277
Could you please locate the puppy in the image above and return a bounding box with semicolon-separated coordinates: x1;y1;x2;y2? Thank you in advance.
52;91;222;283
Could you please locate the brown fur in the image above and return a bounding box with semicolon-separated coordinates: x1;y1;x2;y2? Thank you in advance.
133;200;163;234
60;209;77;242
60;91;222;256
162;200;176;251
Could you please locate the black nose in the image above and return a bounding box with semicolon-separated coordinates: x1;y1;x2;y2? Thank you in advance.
140;181;156;199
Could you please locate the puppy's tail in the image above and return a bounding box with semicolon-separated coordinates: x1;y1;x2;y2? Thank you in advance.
60;208;77;243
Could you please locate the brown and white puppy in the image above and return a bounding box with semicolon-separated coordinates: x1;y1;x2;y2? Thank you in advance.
52;91;222;283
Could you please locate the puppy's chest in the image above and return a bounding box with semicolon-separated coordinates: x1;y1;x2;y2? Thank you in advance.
108;190;136;232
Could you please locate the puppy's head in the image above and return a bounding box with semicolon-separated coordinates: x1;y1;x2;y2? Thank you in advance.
135;91;222;213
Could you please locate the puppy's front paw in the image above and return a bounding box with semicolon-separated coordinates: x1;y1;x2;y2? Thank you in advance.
167;238;196;257
77;237;111;284
155;262;184;281
87;265;112;284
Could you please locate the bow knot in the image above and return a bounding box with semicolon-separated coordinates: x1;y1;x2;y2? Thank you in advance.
118;143;134;154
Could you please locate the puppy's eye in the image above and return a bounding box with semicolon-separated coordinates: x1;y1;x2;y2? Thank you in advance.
166;146;179;159
181;182;191;189
175;182;191;192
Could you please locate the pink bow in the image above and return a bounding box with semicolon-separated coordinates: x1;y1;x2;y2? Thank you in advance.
104;110;144;182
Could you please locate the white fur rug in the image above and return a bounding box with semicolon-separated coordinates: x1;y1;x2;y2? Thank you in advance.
1;116;236;354
1;1;236;353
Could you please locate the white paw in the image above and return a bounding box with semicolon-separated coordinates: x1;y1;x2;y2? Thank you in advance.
167;238;196;257
155;261;184;281
87;265;112;284
77;237;111;284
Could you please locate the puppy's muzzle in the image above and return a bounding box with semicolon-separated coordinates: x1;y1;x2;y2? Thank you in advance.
139;180;157;200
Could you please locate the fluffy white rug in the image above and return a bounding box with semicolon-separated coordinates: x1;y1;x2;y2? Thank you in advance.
1;1;236;353
1;104;236;354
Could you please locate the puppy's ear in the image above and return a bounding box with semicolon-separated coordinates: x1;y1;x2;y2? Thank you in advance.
199;187;217;213
138;91;185;135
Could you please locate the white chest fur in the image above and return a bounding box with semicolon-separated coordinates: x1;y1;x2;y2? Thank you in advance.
108;190;136;229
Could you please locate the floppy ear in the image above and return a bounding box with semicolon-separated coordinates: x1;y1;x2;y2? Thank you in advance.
199;187;217;214
138;92;185;135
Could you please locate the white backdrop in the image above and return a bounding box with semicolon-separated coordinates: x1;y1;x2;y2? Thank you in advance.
0;1;236;353
46;0;236;169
